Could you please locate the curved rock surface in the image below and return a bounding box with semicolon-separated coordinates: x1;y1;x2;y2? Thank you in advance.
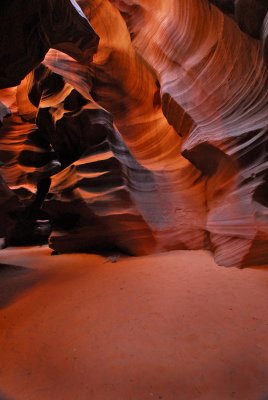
110;0;268;266
36;50;203;254
0;0;98;241
1;0;268;267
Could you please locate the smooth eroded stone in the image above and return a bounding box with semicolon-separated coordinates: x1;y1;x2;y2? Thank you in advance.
113;0;268;267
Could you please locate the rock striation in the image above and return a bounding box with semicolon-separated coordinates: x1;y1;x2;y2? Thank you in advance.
0;0;268;267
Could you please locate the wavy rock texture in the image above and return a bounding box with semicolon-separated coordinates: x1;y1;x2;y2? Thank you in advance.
27;57;154;254
110;0;268;266
37;50;205;254
0;0;98;241
1;0;268;267
0;91;56;192
40;0;207;255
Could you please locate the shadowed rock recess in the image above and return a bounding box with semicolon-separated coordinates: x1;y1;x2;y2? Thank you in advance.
0;0;267;267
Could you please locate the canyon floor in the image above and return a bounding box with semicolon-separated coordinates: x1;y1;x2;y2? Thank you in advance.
0;246;268;400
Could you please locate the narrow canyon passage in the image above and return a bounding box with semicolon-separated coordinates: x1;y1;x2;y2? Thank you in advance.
1;1;268;398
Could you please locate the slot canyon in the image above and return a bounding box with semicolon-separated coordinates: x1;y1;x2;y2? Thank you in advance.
0;1;268;399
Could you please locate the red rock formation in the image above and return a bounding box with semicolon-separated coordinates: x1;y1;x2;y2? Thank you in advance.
0;0;98;242
110;0;268;266
1;0;268;266
42;1;207;255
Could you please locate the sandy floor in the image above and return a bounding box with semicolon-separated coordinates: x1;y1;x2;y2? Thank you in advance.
0;246;268;400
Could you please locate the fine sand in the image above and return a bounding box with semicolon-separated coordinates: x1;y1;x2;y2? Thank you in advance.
0;246;268;400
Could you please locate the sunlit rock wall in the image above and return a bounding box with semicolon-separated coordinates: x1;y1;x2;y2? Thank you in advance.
0;0;267;267
109;0;268;266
